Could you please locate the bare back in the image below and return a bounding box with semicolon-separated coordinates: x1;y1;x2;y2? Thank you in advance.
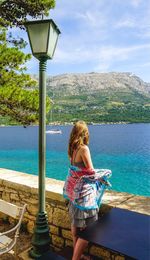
71;145;94;170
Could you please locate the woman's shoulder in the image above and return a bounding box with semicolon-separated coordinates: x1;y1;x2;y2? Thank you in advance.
80;144;89;153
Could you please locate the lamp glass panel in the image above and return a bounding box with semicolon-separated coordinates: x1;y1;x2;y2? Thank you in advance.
47;23;59;58
27;23;49;54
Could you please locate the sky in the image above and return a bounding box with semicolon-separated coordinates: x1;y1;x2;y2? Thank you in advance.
14;0;150;82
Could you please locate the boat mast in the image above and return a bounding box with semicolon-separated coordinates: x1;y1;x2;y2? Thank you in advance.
50;95;54;125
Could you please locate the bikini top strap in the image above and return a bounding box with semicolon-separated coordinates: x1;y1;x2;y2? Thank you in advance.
71;146;81;165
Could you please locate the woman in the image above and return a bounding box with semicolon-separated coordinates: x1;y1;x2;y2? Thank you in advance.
67;121;98;260
63;121;111;260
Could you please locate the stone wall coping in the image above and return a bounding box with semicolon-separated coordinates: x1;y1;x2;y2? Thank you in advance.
0;168;150;215
0;168;64;201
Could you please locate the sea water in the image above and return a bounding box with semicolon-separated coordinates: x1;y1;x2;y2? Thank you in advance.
0;123;150;196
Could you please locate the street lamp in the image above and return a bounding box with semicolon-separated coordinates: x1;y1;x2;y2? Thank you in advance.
25;19;60;258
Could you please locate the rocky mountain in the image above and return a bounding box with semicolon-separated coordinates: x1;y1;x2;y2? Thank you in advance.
46;72;150;96
36;72;150;124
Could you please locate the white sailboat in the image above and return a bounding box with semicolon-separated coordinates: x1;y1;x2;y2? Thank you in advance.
46;129;62;134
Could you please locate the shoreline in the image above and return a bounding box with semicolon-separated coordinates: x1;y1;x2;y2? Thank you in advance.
0;122;150;127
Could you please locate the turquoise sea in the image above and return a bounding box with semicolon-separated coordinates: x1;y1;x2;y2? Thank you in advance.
0;123;150;197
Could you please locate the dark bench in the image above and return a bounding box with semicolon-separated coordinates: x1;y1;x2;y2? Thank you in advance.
42;208;149;260
38;250;66;260
78;207;150;260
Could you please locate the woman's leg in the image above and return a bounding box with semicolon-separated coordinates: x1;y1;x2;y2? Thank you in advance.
71;225;78;247
72;237;89;260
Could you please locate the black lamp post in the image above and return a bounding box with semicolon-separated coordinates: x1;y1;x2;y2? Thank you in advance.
25;19;60;258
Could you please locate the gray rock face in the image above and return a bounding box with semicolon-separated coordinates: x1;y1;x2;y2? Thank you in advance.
46;72;150;96
31;72;150;123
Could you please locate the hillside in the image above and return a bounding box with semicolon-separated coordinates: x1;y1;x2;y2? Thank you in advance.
0;72;149;125
46;72;150;124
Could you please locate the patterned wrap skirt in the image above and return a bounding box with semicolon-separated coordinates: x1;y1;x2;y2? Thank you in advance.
68;201;99;228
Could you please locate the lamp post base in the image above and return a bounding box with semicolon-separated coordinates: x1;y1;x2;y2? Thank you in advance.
29;212;50;258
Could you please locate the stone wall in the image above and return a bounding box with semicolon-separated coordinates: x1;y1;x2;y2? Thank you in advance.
0;168;149;259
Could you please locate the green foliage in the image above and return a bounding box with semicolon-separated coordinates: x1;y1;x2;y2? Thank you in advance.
0;86;39;125
0;0;55;28
0;27;40;125
0;0;54;126
47;88;150;124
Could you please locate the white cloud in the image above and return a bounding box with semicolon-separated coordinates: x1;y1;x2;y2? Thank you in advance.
54;43;150;67
136;17;150;39
115;17;136;29
75;10;107;29
18;0;150;81
95;44;150;71
54;47;93;64
137;62;150;68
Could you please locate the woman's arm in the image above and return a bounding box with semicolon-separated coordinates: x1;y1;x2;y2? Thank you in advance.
81;145;94;169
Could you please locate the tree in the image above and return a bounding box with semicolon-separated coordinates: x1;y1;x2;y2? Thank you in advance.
0;0;55;125
0;0;55;28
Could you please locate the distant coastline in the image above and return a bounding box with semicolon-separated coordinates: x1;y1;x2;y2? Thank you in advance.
1;121;150;128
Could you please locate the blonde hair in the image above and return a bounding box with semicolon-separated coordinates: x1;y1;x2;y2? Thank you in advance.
68;121;89;158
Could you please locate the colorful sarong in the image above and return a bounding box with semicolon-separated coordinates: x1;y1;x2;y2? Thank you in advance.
63;166;112;210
